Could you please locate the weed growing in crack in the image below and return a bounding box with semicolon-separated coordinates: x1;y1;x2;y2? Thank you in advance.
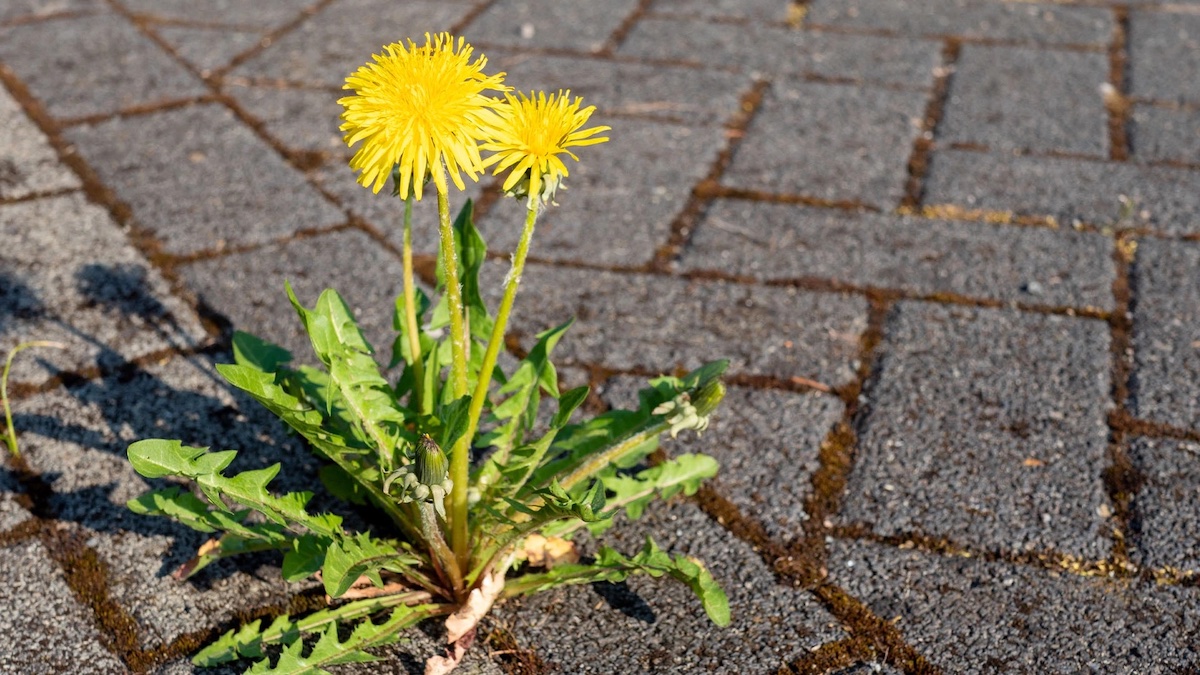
125;32;729;674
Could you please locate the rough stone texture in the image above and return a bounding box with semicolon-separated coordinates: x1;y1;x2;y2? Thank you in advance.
65;103;344;255
806;0;1113;46
619;17;942;88
924;149;1200;235
224;82;346;154
0;13;206;120
493;51;748;127
494;500;847;673
1130;238;1200;430
180;228;408;366
479;119;725;267
503;262;869;387
121;0;310;29
1129;437;1200;571
722;81;926;208
940;44;1109;156
1130;104;1200;164
0;539;127;674
679;200;1116;311
230;0;474;86
0;193;208;385
828;538;1200;671
13;355;326;651
647;0;790;21
154;25;264;75
602;376;845;541
0;0;98;22
0;470;33;533
0;85;80;199
464;0;639;53
841;302;1113;558
1129;11;1200;101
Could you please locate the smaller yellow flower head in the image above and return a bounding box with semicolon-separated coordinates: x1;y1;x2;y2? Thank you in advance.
339;33;507;199
480;90;610;206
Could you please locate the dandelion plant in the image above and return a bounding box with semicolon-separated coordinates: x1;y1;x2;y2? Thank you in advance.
126;32;729;674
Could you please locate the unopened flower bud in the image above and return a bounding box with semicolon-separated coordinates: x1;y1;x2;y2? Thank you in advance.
416;434;448;486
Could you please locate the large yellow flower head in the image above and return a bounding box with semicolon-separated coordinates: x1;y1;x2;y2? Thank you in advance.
339;33;507;199
480;90;610;206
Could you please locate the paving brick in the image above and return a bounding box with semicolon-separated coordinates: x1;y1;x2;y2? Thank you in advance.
479;119;725;267
806;0;1112;46
493;500;847;673
0;539;127;673
940;44;1109;156
155;25;264;75
180;228;407;366
646;0;790;21
121;0;310;29
1129;11;1200;101
499;262;869;388
1130;104;1200;164
834;664;902;675
0;193;207;386
722;82;926;209
619;17;942;88
1130;238;1200;429
224;82;345;154
923;149;1200;235
13;355;327;650
0;0;97;23
229;0;474;86
679;200;1117;311
463;0;638;53
65;103;344;255
840;302;1112;558
0;13;206;120
602;376;844;541
0;470;33;533
0;84;80;200
1129;437;1200;571
492;51;748;127
827;538;1200;670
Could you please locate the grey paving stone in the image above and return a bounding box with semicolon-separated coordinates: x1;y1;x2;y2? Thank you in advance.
1129;11;1200;101
493;500;847;673
1130;238;1200;429
1129;437;1200;571
924;149;1200;235
840;302;1112;559
940;44;1109;156
833;664;902;675
0;84;80;200
230;0;474;86
679;200;1117;311
806;0;1112;46
65;103;344;255
646;0;790;21
122;0;310;29
500;262;869;387
491;51;748;127
478;119;725;267
619;17;942;88
0;539;127;674
0;193;207;386
155;25;264;75
0;0;98;22
1130;104;1200;164
0;470;32;533
722;82;926;209
827;538;1200;671
0;13;206;120
180;228;407;367
463;0;639;53
602;376;845;542
224;82;345;154
13;355;327;651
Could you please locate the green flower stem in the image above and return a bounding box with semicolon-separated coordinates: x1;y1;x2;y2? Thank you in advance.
400;193;427;415
557;420;669;492
417;501;463;597
3;341;65;457
436;184;471;578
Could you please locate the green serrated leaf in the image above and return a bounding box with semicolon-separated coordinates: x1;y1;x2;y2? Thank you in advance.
232;331;294;373
321;532;421;598
282;534;326;583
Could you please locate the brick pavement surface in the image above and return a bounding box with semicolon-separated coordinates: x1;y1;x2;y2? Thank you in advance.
2;0;1200;673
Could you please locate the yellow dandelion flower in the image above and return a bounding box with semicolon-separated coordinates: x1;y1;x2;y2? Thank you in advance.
338;33;506;199
480;90;610;206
